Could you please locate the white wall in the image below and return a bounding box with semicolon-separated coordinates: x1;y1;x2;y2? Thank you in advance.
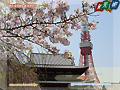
95;67;120;83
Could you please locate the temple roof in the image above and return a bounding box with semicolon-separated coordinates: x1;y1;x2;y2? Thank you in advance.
30;53;75;66
28;53;89;83
29;53;88;72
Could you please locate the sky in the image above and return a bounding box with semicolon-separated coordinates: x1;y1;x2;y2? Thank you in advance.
34;0;120;82
33;0;120;68
6;0;118;83
67;0;114;67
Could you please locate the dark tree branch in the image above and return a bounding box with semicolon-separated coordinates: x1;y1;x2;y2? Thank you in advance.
0;11;96;31
4;30;57;54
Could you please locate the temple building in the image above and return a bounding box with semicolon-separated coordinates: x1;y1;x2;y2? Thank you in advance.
28;53;89;90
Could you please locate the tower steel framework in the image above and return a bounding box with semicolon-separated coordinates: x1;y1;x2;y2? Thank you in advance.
78;21;100;83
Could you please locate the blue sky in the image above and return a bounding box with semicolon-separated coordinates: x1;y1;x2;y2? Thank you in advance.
35;0;120;67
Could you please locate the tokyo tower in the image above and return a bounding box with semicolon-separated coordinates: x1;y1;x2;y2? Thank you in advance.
77;20;100;83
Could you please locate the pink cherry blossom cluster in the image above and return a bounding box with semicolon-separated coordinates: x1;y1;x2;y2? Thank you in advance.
54;0;70;20
88;20;97;31
0;0;98;61
63;50;74;60
89;2;97;9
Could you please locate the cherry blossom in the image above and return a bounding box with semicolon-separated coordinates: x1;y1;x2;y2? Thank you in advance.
0;0;98;61
88;20;97;31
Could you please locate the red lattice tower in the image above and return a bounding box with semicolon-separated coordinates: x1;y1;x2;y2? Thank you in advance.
77;21;100;83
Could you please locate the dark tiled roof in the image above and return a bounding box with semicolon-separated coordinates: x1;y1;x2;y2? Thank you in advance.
30;53;75;66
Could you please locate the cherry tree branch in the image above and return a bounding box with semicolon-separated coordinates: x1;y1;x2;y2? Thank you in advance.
0;38;30;60
5;30;57;54
0;11;96;31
